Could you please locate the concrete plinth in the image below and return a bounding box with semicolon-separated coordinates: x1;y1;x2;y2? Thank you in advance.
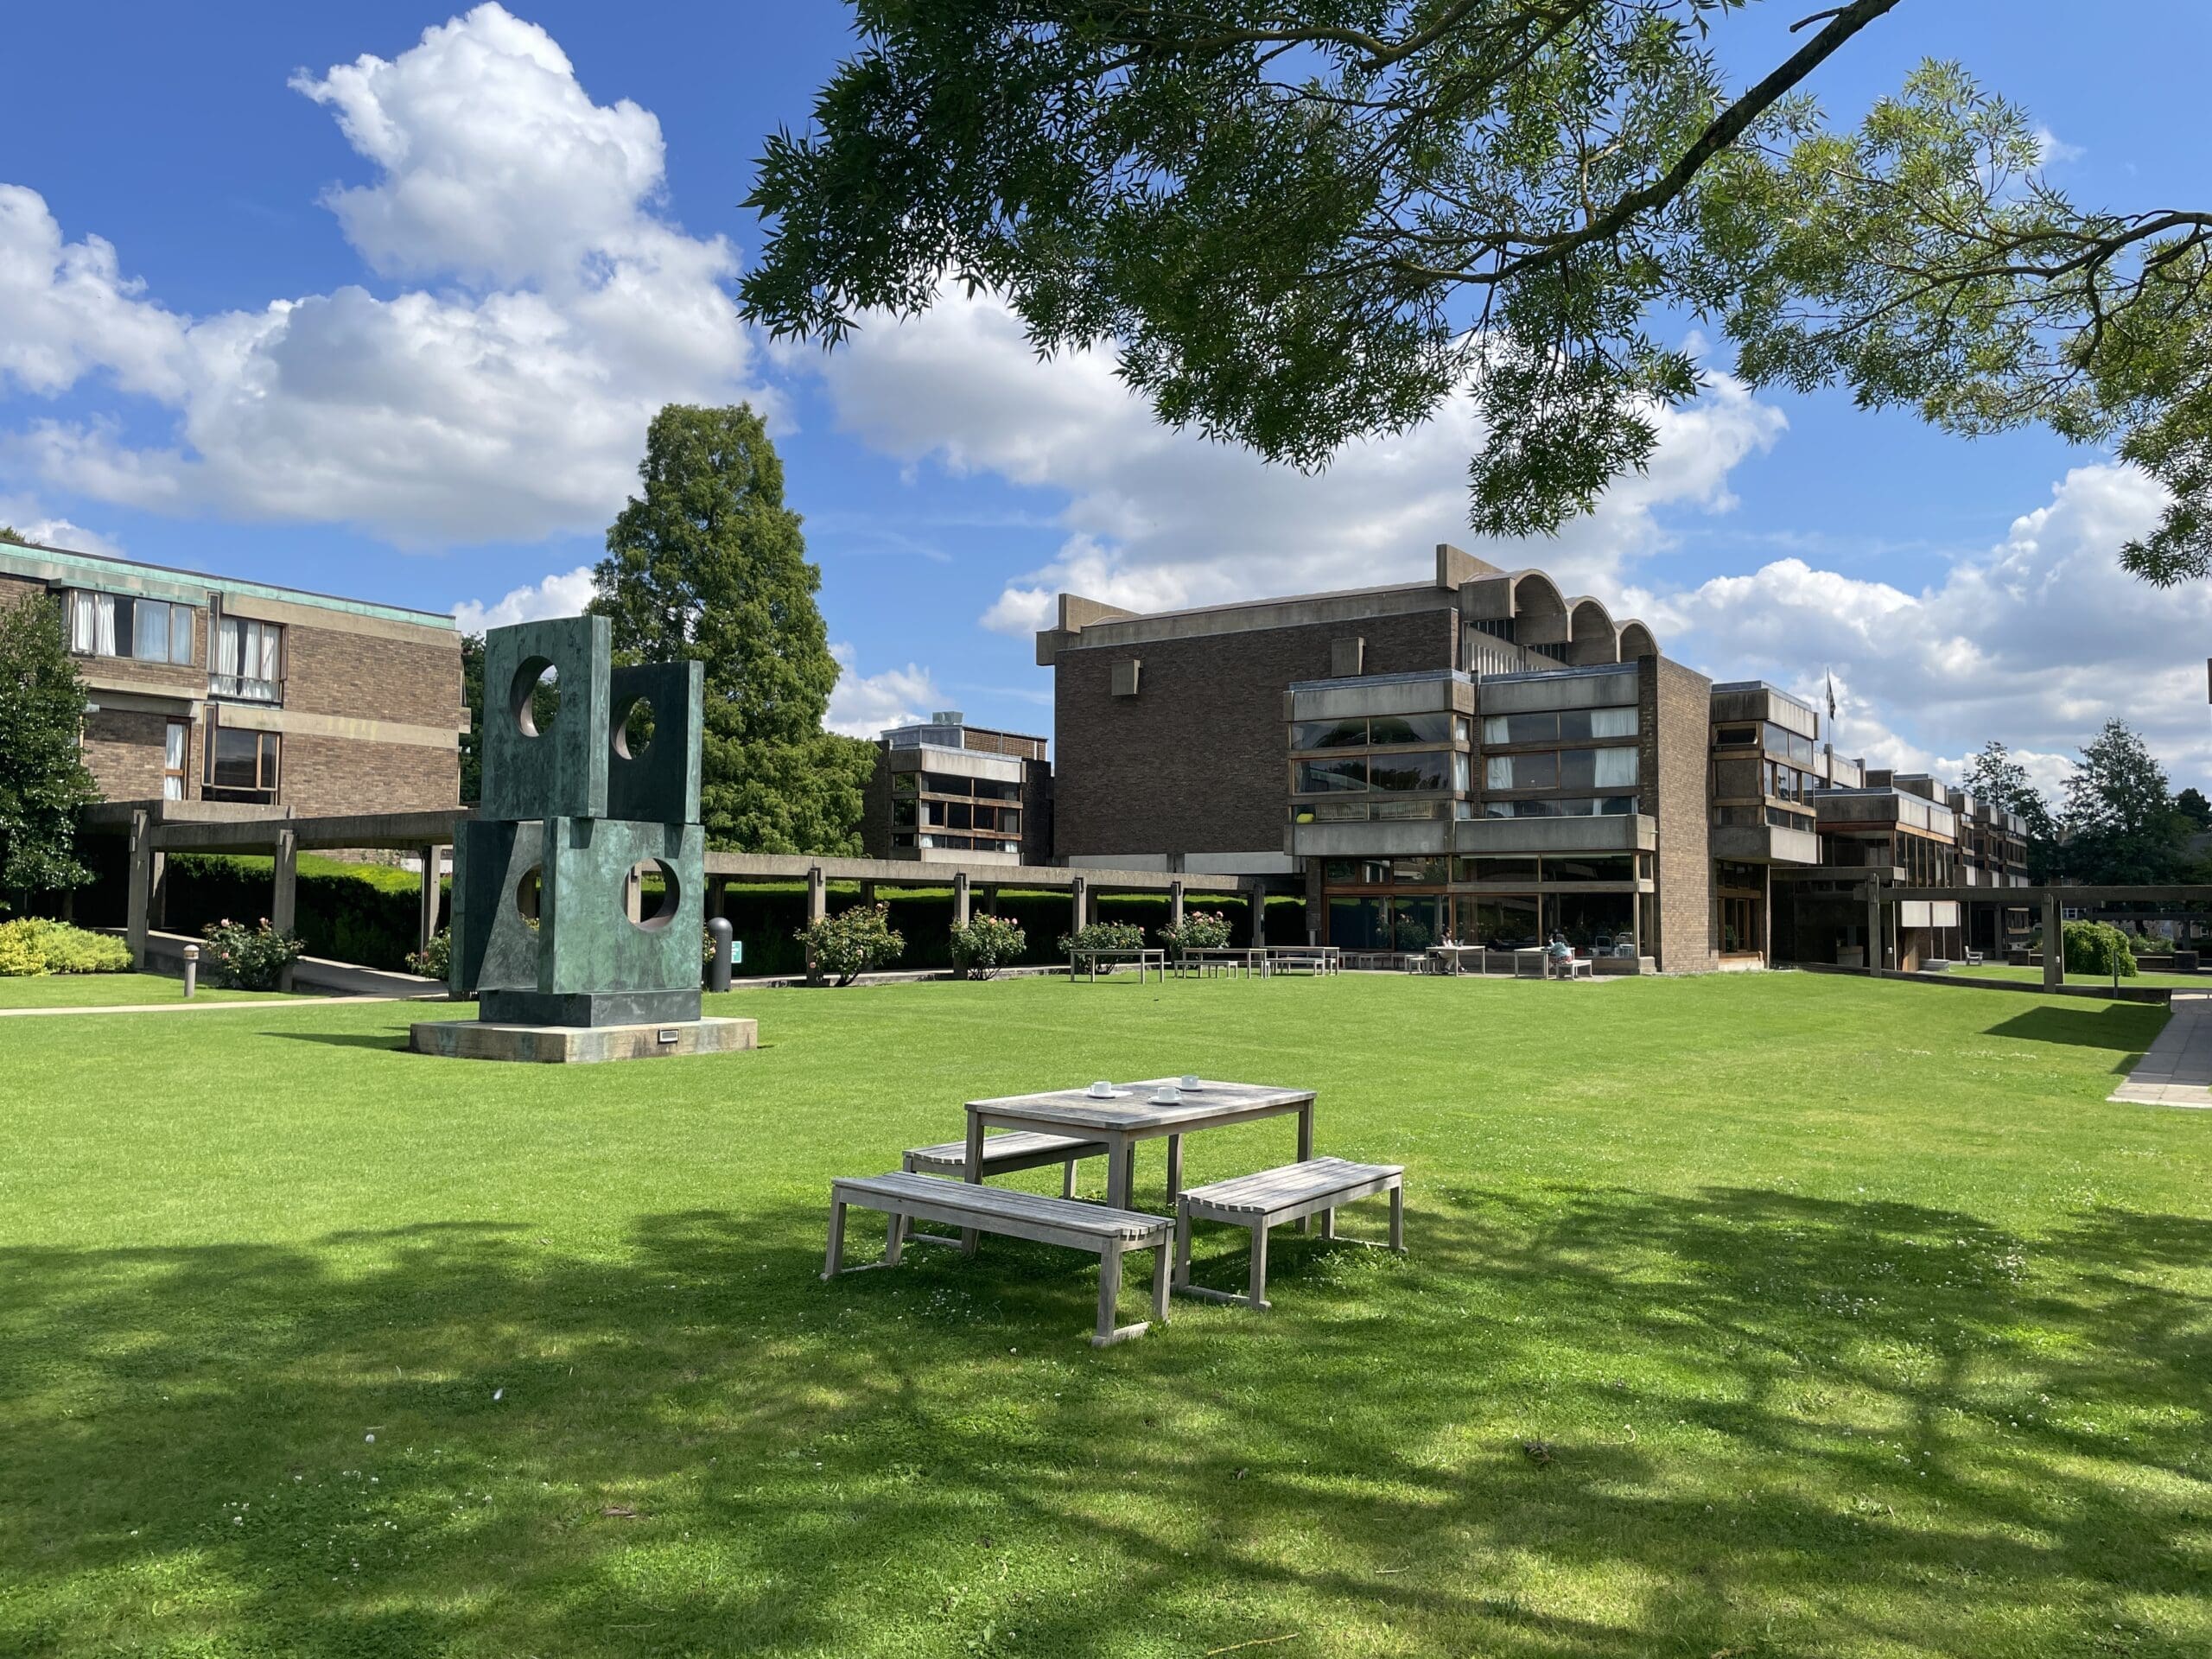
409;1015;758;1065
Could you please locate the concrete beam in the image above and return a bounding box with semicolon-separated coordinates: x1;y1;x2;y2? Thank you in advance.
952;872;971;929
1169;880;1185;928
700;849;1238;895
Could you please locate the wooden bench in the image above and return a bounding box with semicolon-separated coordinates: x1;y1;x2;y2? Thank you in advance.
1173;1156;1404;1311
902;1129;1109;1199
824;1172;1174;1346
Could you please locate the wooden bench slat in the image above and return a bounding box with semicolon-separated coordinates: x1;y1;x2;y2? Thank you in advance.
833;1172;1170;1240
905;1131;1105;1167
1180;1156;1402;1218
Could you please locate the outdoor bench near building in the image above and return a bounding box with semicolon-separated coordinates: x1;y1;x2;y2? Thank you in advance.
0;537;466;815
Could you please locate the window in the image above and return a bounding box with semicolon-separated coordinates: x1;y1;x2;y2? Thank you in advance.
890;772;917;795
1764;722;1816;766
211;616;282;700
1547;855;1637;883
1367;711;1455;747
891;798;917;830
1459;856;1539;883
1291;799;1370;823
1483;706;1636;745
973;778;1021;803
1484;752;1557;791
1560;747;1639;790
67;592;195;664
203;724;279;801
1714;724;1758;747
1372;799;1446;819
920;771;973;797
1291;717;1369;751
1368;750;1451;793
1484;795;1637;817
1295;756;1368;793
162;721;189;801
1483;712;1555;746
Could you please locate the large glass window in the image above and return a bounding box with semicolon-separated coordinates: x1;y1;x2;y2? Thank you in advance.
1561;707;1638;741
920;772;973;797
1552;891;1636;951
1547;855;1637;883
1484;751;1557;791
162;721;188;801
1368;711;1455;747
1459;855;1538;883
1368;750;1451;793
1327;895;1388;949
1764;722;1816;766
973;778;1021;802
1483;712;1555;745
211;616;281;698
1556;747;1639;790
1484;795;1637;817
1295;756;1368;793
890;772;917;795
1714;724;1759;747
1291;799;1370;823
1292;717;1368;750
1372;799;1447;819
1462;894;1541;947
1483;706;1636;745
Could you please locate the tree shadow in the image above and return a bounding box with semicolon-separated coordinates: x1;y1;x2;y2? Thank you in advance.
3;1186;2209;1656
1986;1002;2166;1063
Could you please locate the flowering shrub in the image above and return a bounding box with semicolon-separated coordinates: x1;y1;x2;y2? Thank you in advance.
1155;911;1233;957
407;925;452;979
200;918;306;991
795;903;905;987
950;913;1027;979
1058;921;1144;957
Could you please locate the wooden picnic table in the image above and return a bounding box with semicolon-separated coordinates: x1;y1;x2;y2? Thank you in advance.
1264;945;1342;976
1068;946;1167;983
958;1077;1318;1251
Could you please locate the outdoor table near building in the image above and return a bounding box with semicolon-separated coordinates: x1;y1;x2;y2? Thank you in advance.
958;1079;1318;1239
1264;945;1342;976
1427;943;1484;976
1175;947;1273;979
1068;946;1168;983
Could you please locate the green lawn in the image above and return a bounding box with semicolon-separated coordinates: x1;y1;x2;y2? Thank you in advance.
0;971;290;1009
1;973;2206;1658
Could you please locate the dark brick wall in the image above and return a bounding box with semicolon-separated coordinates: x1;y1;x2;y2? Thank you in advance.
283;619;461;728
1020;759;1054;865
860;745;893;860
1052;606;1459;858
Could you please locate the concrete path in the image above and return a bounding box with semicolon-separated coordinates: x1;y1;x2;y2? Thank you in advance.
2110;991;2212;1108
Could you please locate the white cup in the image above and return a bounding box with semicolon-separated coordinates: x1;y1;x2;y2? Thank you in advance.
1179;1074;1201;1090
1088;1080;1115;1097
1151;1087;1180;1104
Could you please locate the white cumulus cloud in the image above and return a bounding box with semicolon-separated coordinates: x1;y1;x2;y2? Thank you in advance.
825;643;941;738
0;4;759;546
451;563;597;633
791;289;1787;633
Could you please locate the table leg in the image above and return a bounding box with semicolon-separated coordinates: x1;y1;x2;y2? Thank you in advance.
885;1210;906;1267
1166;1133;1183;1201
961;1114;985;1255
1096;1244;1123;1346
1247;1223;1269;1309
1389;1183;1405;1250
1108;1136;1133;1211
822;1198;847;1280
1296;1102;1315;1233
1173;1211;1192;1287
1151;1243;1171;1324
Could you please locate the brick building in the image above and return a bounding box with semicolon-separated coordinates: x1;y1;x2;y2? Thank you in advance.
1;537;464;816
860;712;1053;866
1033;544;2025;972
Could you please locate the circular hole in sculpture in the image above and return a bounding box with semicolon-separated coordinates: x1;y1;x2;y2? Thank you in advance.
511;658;560;738
515;864;543;923
626;858;679;932
613;696;656;761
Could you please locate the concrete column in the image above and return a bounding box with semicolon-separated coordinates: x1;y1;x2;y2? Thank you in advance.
125;809;153;969
984;885;1000;914
859;880;877;910
2043;890;2063;988
708;875;727;918
1071;874;1088;938
418;844;443;955
1248;880;1268;948
272;829;299;992
1865;882;1882;975
805;864;827;985
1169;880;1185;928
952;872;971;928
1761;866;1774;967
149;851;169;930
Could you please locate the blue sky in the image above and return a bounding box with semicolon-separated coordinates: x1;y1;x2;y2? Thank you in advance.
5;2;2210;794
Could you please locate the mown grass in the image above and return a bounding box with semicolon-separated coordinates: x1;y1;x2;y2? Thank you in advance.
0;972;2206;1658
1940;962;2211;990
0;971;284;1008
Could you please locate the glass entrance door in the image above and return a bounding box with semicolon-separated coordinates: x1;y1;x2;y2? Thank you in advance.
1720;895;1758;956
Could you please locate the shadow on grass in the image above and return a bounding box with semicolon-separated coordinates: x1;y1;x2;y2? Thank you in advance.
2;1188;2208;1656
258;1030;413;1051
1985;1001;2167;1062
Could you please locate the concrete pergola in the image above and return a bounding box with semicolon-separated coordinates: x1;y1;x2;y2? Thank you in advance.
1861;881;2212;987
84;802;1260;988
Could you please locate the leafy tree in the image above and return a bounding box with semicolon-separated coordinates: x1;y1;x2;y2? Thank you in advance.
2176;786;2211;829
592;404;874;853
2062;720;2190;886
1960;739;2061;880
0;596;98;911
457;632;485;805
746;5;2212;582
0;526;30;546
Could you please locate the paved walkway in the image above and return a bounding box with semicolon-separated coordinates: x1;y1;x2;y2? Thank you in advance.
2109;991;2212;1108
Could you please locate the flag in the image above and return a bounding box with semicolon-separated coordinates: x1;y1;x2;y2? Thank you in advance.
1825;671;1837;723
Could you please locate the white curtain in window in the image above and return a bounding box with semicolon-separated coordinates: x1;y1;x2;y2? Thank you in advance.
1593;747;1639;787
68;594;95;653
1591;707;1637;739
133;601;168;662
92;593;117;656
255;623;280;681
1484;756;1512;790
162;723;186;799
170;606;195;665
215;618;242;678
